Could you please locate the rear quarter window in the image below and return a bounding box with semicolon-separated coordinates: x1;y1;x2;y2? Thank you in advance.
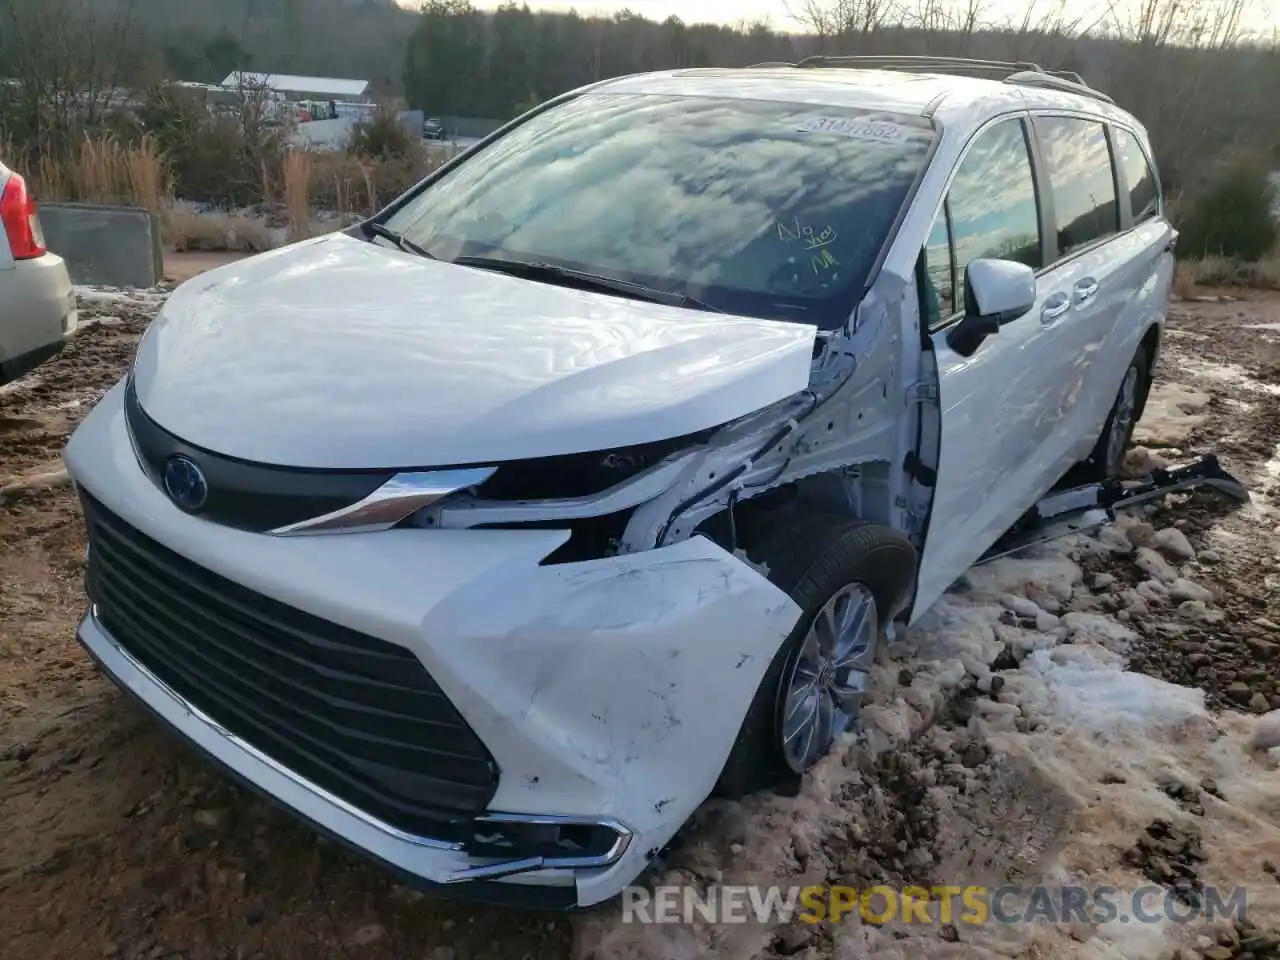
1112;127;1160;223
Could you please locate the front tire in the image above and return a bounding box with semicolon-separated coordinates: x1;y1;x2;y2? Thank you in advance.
714;515;917;799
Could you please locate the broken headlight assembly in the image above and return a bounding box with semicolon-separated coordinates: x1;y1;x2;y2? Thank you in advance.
472;434;707;501
404;433;711;563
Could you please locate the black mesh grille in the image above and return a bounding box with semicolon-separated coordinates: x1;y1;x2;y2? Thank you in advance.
81;493;498;839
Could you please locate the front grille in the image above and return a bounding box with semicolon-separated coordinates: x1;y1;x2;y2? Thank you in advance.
81;493;498;839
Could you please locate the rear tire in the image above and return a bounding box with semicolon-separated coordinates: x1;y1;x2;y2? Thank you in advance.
714;514;917;799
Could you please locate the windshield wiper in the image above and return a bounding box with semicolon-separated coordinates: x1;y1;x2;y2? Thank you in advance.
451;255;723;313
362;221;436;259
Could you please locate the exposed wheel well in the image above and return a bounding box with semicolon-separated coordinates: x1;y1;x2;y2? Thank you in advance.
1136;323;1161;419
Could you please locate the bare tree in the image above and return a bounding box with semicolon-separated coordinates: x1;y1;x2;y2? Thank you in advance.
785;0;904;54
0;0;140;154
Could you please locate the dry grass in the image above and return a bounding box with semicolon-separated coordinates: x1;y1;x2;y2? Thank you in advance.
282;151;312;242
13;132;454;254
163;209;276;253
1175;254;1280;295
34;135;171;213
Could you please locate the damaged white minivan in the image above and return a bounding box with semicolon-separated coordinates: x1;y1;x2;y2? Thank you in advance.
65;58;1174;908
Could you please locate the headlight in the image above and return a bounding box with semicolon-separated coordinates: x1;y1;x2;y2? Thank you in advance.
475;432;709;501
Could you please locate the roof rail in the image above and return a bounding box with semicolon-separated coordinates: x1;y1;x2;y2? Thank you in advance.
747;54;1113;105
1005;69;1114;104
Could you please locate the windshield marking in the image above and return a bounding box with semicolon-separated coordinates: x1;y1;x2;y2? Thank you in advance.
794;116;910;144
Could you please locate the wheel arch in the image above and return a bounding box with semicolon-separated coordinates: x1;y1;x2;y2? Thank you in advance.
1136;321;1162;420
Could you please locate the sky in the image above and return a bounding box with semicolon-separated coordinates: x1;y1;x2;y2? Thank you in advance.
451;0;1278;36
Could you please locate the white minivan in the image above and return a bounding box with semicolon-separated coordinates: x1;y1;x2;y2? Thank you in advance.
65;57;1172;908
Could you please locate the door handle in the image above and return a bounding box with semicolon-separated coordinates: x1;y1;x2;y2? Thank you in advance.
1074;277;1099;305
1041;292;1071;324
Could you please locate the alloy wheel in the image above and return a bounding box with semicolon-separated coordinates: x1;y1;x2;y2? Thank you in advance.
778;582;879;774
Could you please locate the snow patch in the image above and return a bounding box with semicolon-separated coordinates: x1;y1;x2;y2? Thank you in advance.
74;285;168;306
573;507;1274;960
1021;647;1206;738
1180;357;1280;396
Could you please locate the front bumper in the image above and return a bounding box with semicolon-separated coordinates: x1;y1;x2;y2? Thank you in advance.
65;381;801;907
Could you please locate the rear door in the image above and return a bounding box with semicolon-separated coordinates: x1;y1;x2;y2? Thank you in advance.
1027;113;1127;462
914;114;1071;611
1090;125;1176;431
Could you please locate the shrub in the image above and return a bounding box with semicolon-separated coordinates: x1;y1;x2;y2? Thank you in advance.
308;145;442;216
136;83;286;209
347;109;416;160
1176;159;1278;262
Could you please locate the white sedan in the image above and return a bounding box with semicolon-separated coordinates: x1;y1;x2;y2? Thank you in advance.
0;160;76;383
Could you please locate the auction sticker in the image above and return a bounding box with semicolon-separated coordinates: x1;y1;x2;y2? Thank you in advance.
795;116;908;143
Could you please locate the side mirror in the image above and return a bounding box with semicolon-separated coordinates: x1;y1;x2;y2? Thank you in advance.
946;258;1037;357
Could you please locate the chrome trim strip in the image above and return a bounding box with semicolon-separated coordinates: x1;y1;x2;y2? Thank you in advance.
474;812;633;867
270;467;497;535
422;453;695;530
87;604;464;852
445;857;547;883
446;813;634;882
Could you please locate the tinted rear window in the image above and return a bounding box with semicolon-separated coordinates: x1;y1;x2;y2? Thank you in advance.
1112;127;1160;223
1034;116;1119;256
385;93;936;328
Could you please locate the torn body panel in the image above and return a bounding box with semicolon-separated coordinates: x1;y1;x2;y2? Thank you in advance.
417;268;928;588
423;536;801;903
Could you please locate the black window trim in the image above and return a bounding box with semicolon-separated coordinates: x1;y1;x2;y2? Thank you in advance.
1108;123;1133;232
922;110;1047;333
920;198;957;330
943;198;958;310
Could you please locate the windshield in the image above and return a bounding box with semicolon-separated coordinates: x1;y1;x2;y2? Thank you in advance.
383;93;936;327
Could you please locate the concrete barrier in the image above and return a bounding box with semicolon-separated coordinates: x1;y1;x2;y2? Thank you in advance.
39;202;163;289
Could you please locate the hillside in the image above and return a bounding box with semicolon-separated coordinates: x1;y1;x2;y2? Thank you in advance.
87;0;418;86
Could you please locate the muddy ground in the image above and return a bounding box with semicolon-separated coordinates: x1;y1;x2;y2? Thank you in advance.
1;288;1278;960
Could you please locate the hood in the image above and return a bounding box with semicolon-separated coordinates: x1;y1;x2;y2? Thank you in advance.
132;233;818;469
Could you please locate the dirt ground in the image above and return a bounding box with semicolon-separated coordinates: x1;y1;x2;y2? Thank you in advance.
162;252;250;285
1;285;1279;960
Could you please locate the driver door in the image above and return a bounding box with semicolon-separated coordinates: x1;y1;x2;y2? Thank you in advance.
913;115;1074;612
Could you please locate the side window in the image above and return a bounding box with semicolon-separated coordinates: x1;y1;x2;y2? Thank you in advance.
1034;116;1119;255
922;208;955;327
1113;127;1160;223
948;117;1042;307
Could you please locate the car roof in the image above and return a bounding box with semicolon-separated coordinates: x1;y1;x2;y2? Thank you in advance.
593;67;1142;136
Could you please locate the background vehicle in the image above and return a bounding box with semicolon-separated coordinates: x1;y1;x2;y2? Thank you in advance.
0;159;76;384
422;116;444;139
65;57;1171;908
